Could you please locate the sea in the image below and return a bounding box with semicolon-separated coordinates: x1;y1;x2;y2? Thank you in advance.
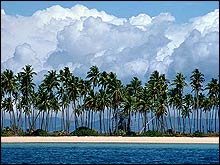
1;143;219;164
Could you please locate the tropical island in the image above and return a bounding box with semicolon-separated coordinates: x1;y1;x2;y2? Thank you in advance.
1;65;219;141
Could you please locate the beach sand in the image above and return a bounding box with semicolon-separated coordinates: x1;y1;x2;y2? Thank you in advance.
1;136;219;143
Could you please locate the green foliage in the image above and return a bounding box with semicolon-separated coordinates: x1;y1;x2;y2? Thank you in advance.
1;127;14;136
17;131;30;136
114;129;126;136
207;132;219;137
30;129;49;136
70;127;99;136
125;131;137;136
193;130;204;137
139;130;163;137
51;130;67;136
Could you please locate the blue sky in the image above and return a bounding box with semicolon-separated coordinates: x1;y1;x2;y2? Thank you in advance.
1;1;219;23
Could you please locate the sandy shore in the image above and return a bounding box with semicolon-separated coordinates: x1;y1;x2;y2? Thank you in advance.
1;136;219;143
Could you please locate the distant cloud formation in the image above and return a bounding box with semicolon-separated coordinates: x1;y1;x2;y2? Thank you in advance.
1;4;219;82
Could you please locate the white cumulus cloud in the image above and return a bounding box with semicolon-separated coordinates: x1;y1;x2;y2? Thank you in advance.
1;4;219;84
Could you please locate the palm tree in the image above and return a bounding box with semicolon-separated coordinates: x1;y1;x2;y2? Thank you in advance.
19;65;37;132
108;72;123;134
58;67;72;133
167;88;177;132
1;69;17;131
85;89;97;130
96;89;110;134
121;89;135;133
125;77;142;132
170;73;187;132
146;71;168;132
190;68;205;132
66;75;80;131
35;86;50;130
136;86;150;132
146;71;160;131
202;97;212;133
40;70;60;131
156;74;169;132
182;94;193;133
205;78;219;132
86;65;100;128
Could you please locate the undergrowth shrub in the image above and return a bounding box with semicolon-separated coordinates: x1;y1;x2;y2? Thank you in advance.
70;127;99;136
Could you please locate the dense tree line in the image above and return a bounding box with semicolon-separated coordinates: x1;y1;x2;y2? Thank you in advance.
1;65;219;135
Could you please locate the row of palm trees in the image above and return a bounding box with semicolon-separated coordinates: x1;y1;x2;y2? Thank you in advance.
1;65;219;135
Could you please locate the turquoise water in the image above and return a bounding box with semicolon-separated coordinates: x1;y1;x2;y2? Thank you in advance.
1;143;219;164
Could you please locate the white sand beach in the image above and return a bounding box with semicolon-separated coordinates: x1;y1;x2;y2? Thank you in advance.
1;136;219;143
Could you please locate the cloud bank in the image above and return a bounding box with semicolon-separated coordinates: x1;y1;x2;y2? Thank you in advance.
1;4;219;83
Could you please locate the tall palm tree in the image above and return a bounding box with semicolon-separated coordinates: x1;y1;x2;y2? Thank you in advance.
198;93;206;132
125;77;142;132
58;67;72;133
108;72;123;133
205;78;219;132
121;89;135;133
136;86;150;132
146;71;160;131
96;89;110;134
19;65;36;132
66;75;80;131
86;65;100;128
146;71;168;132
182;94;193;134
85;89;97;129
170;73;187;132
40;70;60;131
190;68;205;132
1;69;17;131
202;97;212;133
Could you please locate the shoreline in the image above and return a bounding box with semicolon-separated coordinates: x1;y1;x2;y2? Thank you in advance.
1;136;219;144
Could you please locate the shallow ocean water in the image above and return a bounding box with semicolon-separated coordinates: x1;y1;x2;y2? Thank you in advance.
1;143;219;164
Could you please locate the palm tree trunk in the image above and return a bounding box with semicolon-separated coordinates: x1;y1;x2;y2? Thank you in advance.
1;110;4;130
214;106;217;132
85;111;87;127
112;110;114;134
167;106;173;130
41;112;45;130
116;109;119;133
128;111;131;132
138;112;140;132
209;110;211;132
205;111;208;133
88;111;90;128
196;91;199;131
144;111;147;132
164;115;168;131
91;111;93;129
189;115;192;134
55;112;58;131
200;108;202;132
174;107;176;133
25;113;27;131
183;117;185;133
134;111;136;133
93;111;96;130
61;107;65;131
99;111;102;134
50;112;53;132
110;108;112;134
103;110;106;134
211;107;214;132
193;110;196;132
